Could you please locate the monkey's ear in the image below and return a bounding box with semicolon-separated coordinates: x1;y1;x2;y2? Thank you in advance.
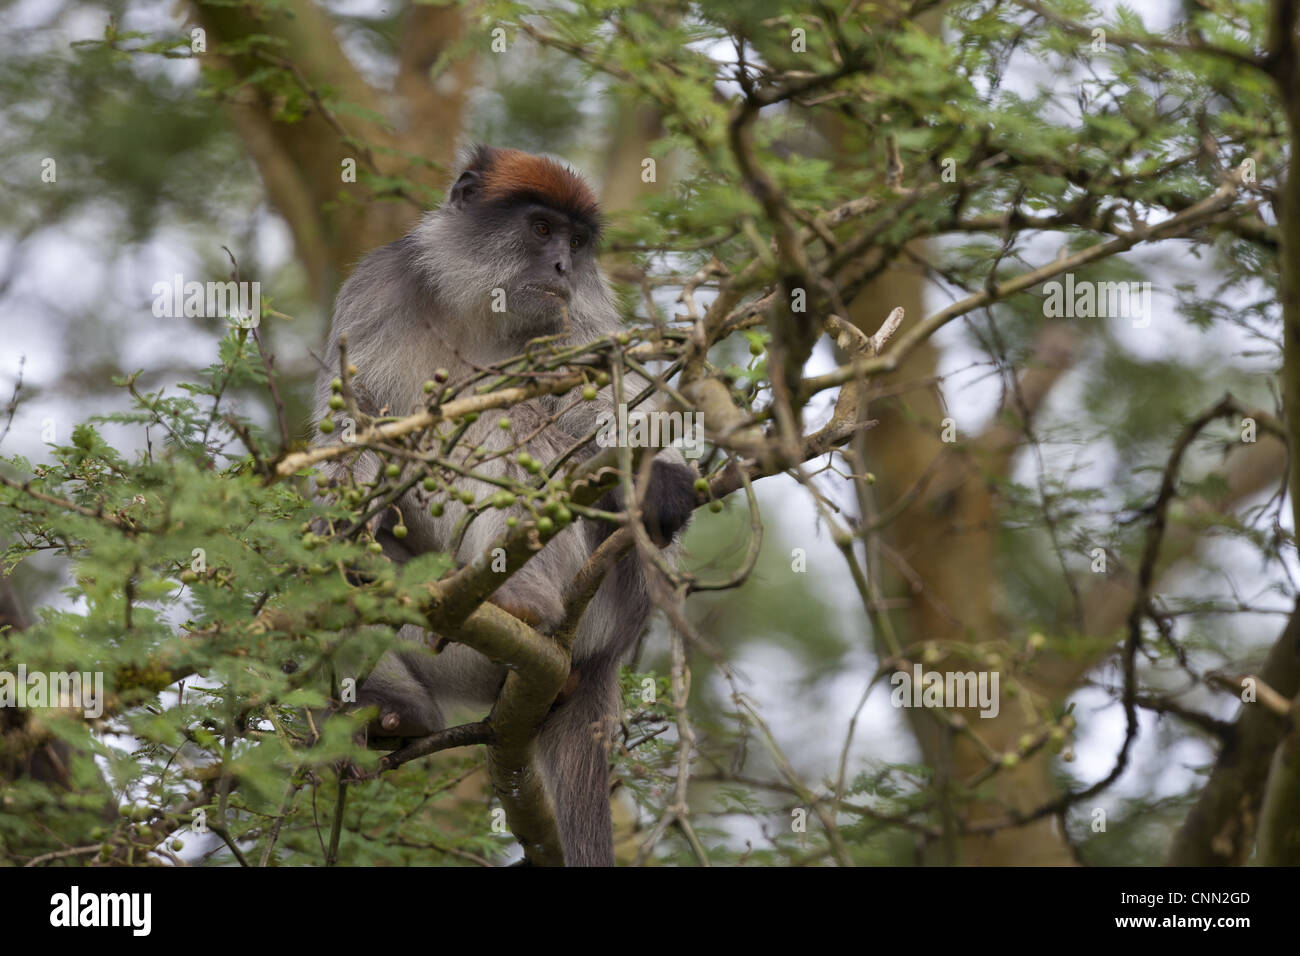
448;169;483;208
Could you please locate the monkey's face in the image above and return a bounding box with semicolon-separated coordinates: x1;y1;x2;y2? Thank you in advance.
428;148;608;343
497;202;596;333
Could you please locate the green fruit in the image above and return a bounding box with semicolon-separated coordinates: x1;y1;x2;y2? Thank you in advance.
330;377;343;392
346;364;358;376
459;490;476;505
301;534;317;550
709;501;722;513
536;517;555;535
506;516;518;528
384;463;400;479
1000;753;1019;768
434;368;449;383
367;542;383;554
693;477;709;494
171;839;184;852
180;570;198;584
429;502;445;517
582;385;598;401
318;417;335;434
554;506;572;526
499;417;511;430
463;412;478;424
423;380;436;394
749;340;763;356
393;525;408;540
423;477;438;492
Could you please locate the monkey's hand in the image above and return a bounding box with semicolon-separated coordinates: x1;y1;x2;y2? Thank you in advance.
640;457;698;547
592;457;697;548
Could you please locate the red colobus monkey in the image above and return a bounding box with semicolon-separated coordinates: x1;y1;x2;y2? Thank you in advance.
312;146;696;865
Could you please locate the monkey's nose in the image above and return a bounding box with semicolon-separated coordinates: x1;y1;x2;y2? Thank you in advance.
554;257;570;276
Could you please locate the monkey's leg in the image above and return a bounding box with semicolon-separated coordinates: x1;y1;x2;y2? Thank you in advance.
356;635;447;739
537;659;621;866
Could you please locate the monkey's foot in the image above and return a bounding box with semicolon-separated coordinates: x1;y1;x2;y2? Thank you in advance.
486;595;544;628
552;667;581;709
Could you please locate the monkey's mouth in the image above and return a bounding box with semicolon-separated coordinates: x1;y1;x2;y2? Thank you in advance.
526;282;571;302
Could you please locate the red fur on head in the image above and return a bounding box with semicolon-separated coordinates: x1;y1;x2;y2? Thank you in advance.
466;144;602;230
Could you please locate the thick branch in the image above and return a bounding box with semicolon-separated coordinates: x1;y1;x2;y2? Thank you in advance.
1169;603;1300;864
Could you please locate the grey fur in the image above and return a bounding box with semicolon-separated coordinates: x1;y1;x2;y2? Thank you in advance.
311;150;693;866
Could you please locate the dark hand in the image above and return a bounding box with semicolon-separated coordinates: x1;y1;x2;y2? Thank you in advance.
641;458;697;547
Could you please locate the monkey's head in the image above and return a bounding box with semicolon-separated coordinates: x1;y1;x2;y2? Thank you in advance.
420;145;608;341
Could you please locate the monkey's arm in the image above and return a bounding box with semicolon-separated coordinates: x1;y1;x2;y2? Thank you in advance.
547;374;699;549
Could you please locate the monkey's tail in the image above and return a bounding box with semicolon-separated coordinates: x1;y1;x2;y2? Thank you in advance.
537;661;620;867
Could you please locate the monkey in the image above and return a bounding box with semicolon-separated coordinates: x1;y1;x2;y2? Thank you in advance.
311;145;697;866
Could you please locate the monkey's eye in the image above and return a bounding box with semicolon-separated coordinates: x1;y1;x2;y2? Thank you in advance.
533;221;551;238
570;235;584;252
